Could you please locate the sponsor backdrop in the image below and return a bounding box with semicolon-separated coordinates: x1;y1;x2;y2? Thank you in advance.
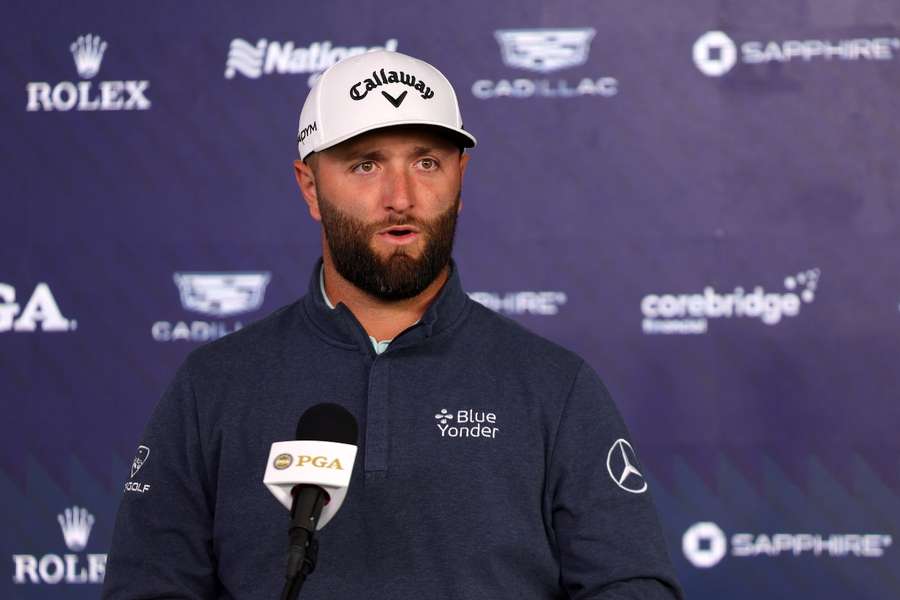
2;2;898;598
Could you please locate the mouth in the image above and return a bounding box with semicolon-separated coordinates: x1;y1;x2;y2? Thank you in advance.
377;225;420;245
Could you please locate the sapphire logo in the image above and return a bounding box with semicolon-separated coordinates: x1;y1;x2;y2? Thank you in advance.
693;31;738;77
495;28;595;73
606;439;648;494
0;283;76;332
225;38;398;87
682;521;893;568
152;271;271;342
469;291;567;316
12;506;106;584
474;28;617;100
26;34;151;112
683;522;728;568
693;30;900;78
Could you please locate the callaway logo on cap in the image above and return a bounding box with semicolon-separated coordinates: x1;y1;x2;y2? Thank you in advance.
297;50;476;160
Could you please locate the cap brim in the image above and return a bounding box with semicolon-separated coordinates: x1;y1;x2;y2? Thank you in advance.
310;119;476;157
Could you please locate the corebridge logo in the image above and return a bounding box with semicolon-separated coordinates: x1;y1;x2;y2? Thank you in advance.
641;268;820;335
225;37;398;87
682;521;893;568
12;506;107;584
693;30;900;77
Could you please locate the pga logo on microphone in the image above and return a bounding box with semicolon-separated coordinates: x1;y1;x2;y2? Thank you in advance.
272;453;345;471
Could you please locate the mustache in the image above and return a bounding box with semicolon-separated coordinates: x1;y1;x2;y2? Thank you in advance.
365;210;446;235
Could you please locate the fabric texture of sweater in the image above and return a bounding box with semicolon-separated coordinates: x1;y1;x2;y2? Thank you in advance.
103;260;684;599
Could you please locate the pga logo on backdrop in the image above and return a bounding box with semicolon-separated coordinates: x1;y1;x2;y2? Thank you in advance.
473;28;618;99
151;271;271;342
0;282;76;332
12;506;107;585
26;34;151;112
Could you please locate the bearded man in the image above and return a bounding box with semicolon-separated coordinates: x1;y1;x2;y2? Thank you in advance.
103;50;683;600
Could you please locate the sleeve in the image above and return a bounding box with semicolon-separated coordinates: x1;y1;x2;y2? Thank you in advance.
547;362;684;599
102;361;218;599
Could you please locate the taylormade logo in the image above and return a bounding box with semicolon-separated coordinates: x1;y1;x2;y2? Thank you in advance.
225;38;398;87
641;269;820;335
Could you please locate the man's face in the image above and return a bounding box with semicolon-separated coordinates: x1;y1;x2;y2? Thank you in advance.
296;126;469;300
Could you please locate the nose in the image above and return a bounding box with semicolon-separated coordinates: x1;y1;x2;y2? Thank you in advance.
382;166;414;213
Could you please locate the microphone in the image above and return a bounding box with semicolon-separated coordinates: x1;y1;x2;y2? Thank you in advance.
263;403;359;599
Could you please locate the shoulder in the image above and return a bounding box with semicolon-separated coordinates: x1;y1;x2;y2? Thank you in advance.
462;299;588;383
180;298;306;380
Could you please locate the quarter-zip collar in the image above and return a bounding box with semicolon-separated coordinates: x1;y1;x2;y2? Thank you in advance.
301;258;471;355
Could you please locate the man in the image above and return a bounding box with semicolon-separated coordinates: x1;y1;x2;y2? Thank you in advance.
104;50;683;599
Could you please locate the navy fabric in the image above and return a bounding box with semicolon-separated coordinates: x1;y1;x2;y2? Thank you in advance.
103;260;682;599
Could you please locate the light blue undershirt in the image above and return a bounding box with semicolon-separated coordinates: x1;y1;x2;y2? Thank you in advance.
320;268;393;355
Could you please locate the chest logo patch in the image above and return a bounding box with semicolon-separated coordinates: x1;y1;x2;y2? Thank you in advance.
434;408;499;439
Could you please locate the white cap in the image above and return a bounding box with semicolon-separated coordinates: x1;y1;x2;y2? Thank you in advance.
297;50;476;160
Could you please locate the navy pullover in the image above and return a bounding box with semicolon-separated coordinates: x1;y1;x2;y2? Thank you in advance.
104;261;683;599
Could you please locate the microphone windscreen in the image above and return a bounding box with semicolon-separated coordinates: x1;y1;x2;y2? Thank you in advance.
295;403;358;446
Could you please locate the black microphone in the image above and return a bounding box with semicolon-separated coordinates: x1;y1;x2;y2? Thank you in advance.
270;403;358;600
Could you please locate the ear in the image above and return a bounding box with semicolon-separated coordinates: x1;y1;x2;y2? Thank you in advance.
457;153;470;213
293;159;321;221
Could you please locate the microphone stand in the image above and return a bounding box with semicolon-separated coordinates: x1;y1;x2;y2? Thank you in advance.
280;486;327;600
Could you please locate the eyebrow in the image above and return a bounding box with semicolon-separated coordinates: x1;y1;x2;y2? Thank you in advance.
333;145;445;163
336;149;387;163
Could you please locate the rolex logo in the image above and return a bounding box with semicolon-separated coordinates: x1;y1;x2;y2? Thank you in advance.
11;506;107;585
57;506;95;552
26;34;151;112
70;34;107;79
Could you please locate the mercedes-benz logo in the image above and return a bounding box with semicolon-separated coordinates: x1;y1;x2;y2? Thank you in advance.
606;438;648;494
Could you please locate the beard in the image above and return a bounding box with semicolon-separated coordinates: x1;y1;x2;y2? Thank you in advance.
317;191;459;301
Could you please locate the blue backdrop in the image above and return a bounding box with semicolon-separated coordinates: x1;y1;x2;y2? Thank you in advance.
3;2;899;598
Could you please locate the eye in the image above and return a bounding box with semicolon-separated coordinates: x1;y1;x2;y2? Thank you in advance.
418;157;439;171
352;161;376;174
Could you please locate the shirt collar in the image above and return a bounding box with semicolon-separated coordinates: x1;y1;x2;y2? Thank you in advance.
320;265;393;353
302;258;470;356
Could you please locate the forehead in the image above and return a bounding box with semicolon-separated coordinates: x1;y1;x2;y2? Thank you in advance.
322;125;460;160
